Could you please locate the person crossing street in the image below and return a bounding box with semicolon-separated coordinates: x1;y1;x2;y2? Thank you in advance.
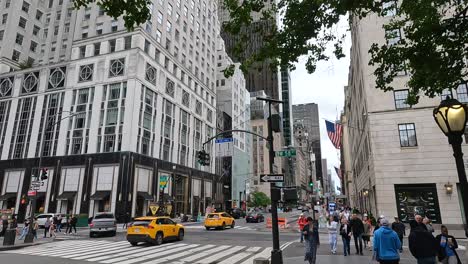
297;213;307;243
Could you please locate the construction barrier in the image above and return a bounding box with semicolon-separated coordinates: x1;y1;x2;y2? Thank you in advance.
266;217;288;229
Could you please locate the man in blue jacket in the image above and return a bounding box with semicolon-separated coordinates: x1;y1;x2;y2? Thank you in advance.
374;218;401;264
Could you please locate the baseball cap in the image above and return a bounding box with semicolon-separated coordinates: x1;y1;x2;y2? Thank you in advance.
380;218;389;226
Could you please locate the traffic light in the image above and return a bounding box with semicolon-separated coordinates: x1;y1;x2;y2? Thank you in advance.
20;195;27;205
309;182;314;187
40;168;48;180
196;150;210;166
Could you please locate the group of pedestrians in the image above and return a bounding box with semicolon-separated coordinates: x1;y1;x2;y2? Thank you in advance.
297;210;462;264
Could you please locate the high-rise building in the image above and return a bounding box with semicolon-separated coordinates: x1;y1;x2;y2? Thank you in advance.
216;41;251;209
0;0;227;222
292;103;322;182
343;10;465;225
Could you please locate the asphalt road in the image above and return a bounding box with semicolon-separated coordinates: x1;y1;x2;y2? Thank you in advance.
0;218;420;264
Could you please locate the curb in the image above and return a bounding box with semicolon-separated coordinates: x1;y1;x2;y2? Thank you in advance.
0;237;67;252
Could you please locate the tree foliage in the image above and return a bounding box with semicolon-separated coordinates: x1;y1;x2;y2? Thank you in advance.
73;0;468;104
248;191;271;208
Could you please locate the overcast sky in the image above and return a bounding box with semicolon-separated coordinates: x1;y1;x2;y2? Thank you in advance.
290;17;351;190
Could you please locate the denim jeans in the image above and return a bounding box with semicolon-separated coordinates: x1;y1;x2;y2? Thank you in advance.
329;233;337;253
342;236;351;256
417;256;436;264
18;227;28;240
353;233;363;253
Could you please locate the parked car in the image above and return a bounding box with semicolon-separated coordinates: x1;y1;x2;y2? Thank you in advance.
89;212;117;237
204;212;235;230
245;212;264;223
126;216;184;246
229;208;245;219
36;213;67;228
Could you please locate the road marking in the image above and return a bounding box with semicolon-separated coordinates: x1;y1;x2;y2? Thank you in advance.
20;240;110;256
116;244;199;264
246;247;261;252
70;242;135;260
139;244;216;264
12;240;100;254
48;241;129;257
196;245;245;264
239;247;272;264
218;252;251;264
180;245;231;262
99;243;187;264
85;243;180;262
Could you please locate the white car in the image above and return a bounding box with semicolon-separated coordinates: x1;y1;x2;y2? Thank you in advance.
36;213;67;228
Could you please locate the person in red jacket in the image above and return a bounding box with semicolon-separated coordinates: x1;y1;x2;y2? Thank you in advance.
298;213;308;243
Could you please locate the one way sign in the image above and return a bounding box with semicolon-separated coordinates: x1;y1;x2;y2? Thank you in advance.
260;174;284;183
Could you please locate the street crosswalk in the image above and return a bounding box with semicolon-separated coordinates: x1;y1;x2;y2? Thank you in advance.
184;225;257;231
1;239;272;264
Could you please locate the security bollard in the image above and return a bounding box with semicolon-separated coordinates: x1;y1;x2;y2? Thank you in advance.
3;229;16;246
253;258;270;264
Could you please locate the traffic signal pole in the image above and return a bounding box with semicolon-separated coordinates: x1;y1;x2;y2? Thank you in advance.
257;97;283;264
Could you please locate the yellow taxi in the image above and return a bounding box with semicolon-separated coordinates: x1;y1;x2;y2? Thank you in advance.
204;212;235;230
126;216;184;246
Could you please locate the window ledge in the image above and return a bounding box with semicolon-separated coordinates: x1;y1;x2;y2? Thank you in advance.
400;146;418;150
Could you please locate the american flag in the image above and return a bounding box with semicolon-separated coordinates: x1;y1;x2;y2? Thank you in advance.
326;120;343;149
334;166;342;180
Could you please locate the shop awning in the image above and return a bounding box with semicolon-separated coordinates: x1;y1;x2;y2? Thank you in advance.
137;192;153;201
56;192;76;200
90;191;111;200
0;193;17;201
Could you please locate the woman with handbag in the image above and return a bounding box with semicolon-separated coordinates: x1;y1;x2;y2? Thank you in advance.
303;217;320;264
436;226;461;264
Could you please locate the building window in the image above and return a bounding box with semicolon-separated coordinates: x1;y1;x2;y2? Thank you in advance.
12;50;20;62
22;72;39;94
111;20;118;32
385;28;401;45
48;67;66;89
457;83;468;103
382;1;397;17
124;36;132;50
441;88;453;100
394;90;410;109
156;30;162;43
2;14;7;24
33;25;40;36
19;17;27;28
94;43;100;56
96;23;103;35
79;46;86;58
0;30;4;41
30;41;37;52
144;39;150;53
109;58;125;77
79;64;94;82
398;123;417;147
5;0;11;8
145;64;157;84
36;10;43;21
15;34;24;45
22;1;30;13
109;39;116;53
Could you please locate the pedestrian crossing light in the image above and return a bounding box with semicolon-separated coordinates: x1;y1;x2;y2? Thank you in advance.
21;195;27;205
40;168;48;180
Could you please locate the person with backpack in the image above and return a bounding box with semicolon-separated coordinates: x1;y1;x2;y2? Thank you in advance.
435;225;461;264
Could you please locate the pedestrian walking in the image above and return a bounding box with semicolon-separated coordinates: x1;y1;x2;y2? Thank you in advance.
436;226;461;264
65;214;70;234
44;217;51;238
363;214;372;250
297;213;307;243
326;216;338;254
409;220;439;264
391;217;406;253
49;222;56;238
373;218;401;264
56;214;62;233
32;218;38;240
350;213;364;255
67;214;77;235
340;218;352;256
423;217;435;235
122;212;130;229
303;217;320;264
0;215;8;237
18;219;30;240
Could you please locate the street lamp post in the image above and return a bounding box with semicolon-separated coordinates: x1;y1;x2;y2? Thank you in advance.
433;97;468;237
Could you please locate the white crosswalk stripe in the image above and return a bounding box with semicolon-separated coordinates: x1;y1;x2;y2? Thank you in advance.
1;239;272;264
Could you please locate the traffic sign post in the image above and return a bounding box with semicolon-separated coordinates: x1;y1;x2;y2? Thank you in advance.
260;174;284;183
275;149;296;157
159;175;168;188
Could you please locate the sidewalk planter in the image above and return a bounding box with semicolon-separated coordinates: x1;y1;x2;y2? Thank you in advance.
3;229;16;246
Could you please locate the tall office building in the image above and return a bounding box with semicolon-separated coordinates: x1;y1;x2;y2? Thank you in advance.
292;103;323;183
0;0;227;222
342;8;465;225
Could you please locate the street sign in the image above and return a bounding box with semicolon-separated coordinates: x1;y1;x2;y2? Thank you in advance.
215;138;233;157
149;205;158;216
260;174;284;183
159;175;169;188
27;190;36;197
275;149;296;157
